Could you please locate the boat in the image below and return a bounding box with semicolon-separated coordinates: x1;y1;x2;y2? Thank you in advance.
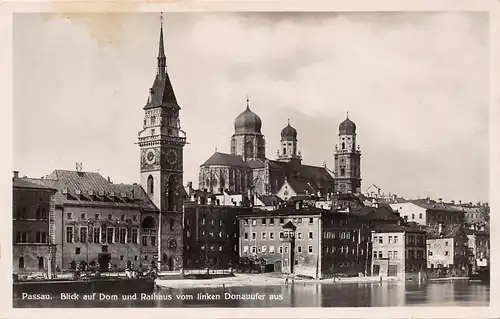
469;269;490;283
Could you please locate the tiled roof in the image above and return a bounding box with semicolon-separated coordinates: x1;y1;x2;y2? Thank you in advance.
410;200;464;213
373;223;424;233
200;152;249;168
26;170;158;211
12;178;57;191
425;224;464;239
257;195;281;206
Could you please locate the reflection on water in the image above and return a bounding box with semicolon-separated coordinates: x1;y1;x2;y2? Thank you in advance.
14;281;489;308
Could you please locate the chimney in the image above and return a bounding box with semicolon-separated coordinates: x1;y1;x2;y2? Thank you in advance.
13;171;19;179
438;222;444;236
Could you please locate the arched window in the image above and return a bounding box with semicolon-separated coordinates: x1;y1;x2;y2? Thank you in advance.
419;213;423;219
340;168;345;176
412;213;415;219
141;216;157;229
18;256;24;269
147;175;154;195
151;116;156;125
283;147;287;155
38;256;44;270
342;142;345;150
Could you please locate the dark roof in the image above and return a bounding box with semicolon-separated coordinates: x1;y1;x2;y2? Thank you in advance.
256;195;281;206
373;223;424;233
26;170;157;211
13;178;57;191
410;200;464;214
281;122;297;140
282;221;296;230
464;228;490;236
425;224;464;239
201;152;249;168
362;206;402;222
339;116;356;135
234;104;262;134
271;161;334;193
246;158;266;169
144;25;179;110
238;206;332;218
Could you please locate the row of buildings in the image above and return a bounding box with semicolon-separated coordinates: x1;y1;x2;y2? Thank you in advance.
13;16;489;280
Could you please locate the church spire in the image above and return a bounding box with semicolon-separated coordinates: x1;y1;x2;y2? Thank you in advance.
157;12;166;77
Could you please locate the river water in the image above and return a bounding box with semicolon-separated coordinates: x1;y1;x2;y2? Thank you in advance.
14;281;489;308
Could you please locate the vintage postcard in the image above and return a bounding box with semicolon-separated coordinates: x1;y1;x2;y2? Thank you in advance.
0;0;498;318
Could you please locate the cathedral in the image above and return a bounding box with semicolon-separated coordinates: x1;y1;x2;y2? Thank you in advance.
198;100;362;200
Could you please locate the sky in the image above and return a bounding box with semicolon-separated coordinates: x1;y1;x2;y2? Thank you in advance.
13;12;489;203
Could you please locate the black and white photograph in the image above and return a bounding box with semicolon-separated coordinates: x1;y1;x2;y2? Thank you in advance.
5;5;495;314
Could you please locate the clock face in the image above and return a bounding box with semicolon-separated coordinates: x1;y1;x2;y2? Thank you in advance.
166;149;178;165
145;150;156;165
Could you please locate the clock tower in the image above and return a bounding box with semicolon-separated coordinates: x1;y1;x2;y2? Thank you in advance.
138;15;187;270
333;113;361;194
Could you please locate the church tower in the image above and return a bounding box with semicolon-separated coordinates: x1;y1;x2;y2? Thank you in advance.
230;98;266;161
276;119;302;165
333;113;361;194
138;15;186;270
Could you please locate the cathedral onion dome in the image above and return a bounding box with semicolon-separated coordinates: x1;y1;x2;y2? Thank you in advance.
281;120;297;140
234;99;262;134
339;114;356;135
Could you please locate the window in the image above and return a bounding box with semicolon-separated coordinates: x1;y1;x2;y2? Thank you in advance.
298;218;302;223
219;245;223;252
252;232;256;240
76;247;81;254
308;246;313;254
219;231;223;238
119;228;127;244
66;227;74;243
269;246;275;254
419;213;423;219
261;232;267;240
309;232;313;239
269;232;275;239
107;227;114;243
388;236;392;244
284;246;289;253
279;218;285;224
379;237;383;244
297;232;303;240
279;232;284;239
18;256;25;269
309;218;314;224
121;215;125;221
93;227;101;243
251;219;257;226
269;219;275;226
108;214;112;221
244;219;248;225
445;241;448;246
244;232;248;240
262;246;267;253
411;213;415;219
262;218;267;225
201;218;205;225
67;212;73;220
388;251;393;259
147;175;154;194
151;129;155;136
251;246;256;254
445;251;449;256
219;220;223;226
378;251;383;258
279;246;283;253
297;246;302;253
394;236;398;244
243;246;249;254
94;213;100;220
394;251;398;259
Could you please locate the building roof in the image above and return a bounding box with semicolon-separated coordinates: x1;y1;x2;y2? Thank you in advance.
144;23;179;110
234;101;262;134
339;115;356;135
281;121;297;140
373;223;424;233
256;195;281;206
409;200;464;214
200;152;249;168
425;224;464;239
12;178;57;191
25;170;158;211
361;205;402;222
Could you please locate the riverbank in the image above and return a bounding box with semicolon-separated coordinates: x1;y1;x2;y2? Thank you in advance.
428;277;470;282
155;273;400;289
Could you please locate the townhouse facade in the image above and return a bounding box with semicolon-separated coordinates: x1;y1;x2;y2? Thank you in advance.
13;173;57;276
425;223;469;275
389;201;465;226
371;224;426;279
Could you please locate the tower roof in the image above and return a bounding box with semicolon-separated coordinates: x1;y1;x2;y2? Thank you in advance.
339;112;356;135
234;97;262;134
281;119;297;140
144;14;179;110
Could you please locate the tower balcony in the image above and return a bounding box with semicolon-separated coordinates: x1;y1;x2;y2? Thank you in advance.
138;134;187;146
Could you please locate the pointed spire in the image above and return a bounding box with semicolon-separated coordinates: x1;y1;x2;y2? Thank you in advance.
157;12;166;77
